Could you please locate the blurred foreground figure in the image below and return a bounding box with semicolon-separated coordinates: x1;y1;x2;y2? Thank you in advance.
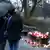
0;0;23;50
7;12;23;50
0;0;14;50
7;0;23;50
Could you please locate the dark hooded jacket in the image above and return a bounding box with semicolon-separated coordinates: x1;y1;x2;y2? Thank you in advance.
7;12;23;42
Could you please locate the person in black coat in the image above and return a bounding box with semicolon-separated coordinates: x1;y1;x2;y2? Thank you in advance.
7;12;23;50
0;17;6;50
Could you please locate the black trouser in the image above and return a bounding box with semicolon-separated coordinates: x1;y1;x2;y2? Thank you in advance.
8;40;19;50
0;40;6;50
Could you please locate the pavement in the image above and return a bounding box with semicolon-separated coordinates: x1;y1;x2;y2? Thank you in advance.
4;36;50;50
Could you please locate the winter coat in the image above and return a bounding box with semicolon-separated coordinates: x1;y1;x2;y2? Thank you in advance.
7;12;23;42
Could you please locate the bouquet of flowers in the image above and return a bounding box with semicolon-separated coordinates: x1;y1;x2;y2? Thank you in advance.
25;31;49;47
28;31;49;39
